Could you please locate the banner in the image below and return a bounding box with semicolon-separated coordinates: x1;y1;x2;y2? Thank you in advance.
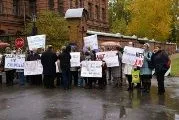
5;54;25;69
84;34;98;50
24;60;43;75
27;35;46;50
96;51;119;67
81;61;102;78
70;52;80;67
122;46;144;67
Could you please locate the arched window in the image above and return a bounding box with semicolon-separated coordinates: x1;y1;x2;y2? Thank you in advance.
13;0;20;15
58;0;64;15
0;0;3;14
49;0;54;10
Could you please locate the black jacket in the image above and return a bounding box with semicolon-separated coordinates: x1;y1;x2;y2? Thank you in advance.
152;50;170;74
41;50;58;75
27;53;41;61
59;51;71;71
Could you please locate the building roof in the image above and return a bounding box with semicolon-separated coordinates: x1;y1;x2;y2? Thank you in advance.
87;30;176;44
65;8;85;18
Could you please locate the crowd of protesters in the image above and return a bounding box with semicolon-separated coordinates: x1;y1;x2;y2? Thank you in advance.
0;42;170;95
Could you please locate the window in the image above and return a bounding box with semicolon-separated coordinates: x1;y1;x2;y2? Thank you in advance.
58;0;64;15
13;0;20;15
79;0;83;7
0;0;3;14
70;0;73;8
88;3;93;19
29;0;36;15
49;0;54;10
102;8;106;21
75;0;78;8
95;5;100;20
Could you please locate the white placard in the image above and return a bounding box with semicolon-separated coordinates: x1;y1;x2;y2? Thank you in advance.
70;52;80;67
5;54;25;69
122;46;144;67
27;35;46;50
96;51;119;67
84;34;98;50
24;60;43;75
81;61;102;78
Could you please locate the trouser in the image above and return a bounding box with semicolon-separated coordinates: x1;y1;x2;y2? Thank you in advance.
70;71;78;86
84;77;93;88
0;75;2;84
43;75;55;88
30;75;42;85
56;73;62;86
156;73;165;94
62;70;70;89
98;74;106;88
6;70;15;86
141;75;151;91
113;77;122;86
126;75;133;90
18;72;25;86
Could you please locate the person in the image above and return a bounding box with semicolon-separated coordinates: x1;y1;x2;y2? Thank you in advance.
152;46;170;95
124;42;134;91
41;45;58;89
26;49;42;85
1;47;15;86
16;48;25;86
59;45;71;90
111;46;123;87
56;50;62;87
140;43;153;93
70;47;78;87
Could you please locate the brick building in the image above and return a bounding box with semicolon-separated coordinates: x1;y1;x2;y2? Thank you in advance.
0;0;109;36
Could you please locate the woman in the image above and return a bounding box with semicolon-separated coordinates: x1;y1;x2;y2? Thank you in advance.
152;46;170;95
124;42;134;91
140;43;153;93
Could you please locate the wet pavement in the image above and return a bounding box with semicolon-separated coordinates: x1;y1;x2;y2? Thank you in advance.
0;77;179;120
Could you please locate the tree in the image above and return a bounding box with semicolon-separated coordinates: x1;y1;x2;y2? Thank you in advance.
26;11;69;49
108;0;131;34
126;0;172;42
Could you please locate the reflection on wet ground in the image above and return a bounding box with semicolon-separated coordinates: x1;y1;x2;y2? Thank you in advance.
0;77;179;120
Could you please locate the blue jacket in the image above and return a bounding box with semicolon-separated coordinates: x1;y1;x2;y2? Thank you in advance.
140;51;153;75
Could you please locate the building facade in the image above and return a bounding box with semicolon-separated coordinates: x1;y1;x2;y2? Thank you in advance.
0;0;109;36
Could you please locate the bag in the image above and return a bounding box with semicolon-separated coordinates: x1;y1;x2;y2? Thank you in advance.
132;70;140;83
147;53;154;70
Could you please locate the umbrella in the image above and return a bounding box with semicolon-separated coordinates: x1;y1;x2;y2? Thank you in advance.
0;41;10;48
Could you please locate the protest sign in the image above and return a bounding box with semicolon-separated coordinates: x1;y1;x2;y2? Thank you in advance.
122;46;144;67
5;54;25;69
27;35;46;50
70;52;80;67
81;61;102;78
84;34;98;50
96;51;119;67
24;60;43;75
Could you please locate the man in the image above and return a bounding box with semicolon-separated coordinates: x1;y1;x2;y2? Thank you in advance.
1;47;15;86
152;46;170;95
41;45;58;88
27;49;41;85
59;45;71;90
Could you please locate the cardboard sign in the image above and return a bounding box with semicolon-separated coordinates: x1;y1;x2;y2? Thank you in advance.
5;54;25;69
24;60;43;75
81;61;102;78
27;35;46;50
96;51;119;67
84;34;98;50
70;52;80;67
122;46;144;67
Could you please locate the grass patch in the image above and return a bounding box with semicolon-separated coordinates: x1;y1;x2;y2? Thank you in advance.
171;53;179;76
